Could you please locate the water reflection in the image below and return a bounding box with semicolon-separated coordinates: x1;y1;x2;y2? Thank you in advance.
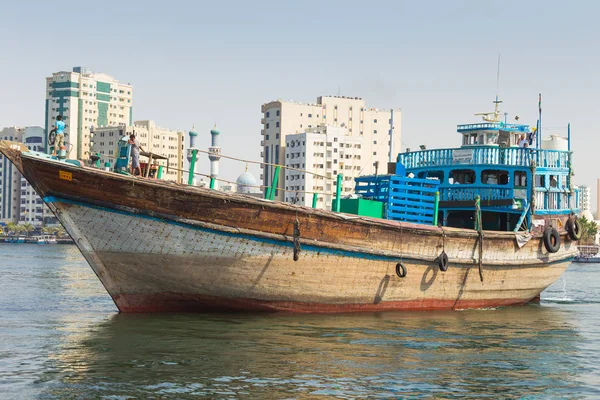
40;306;586;398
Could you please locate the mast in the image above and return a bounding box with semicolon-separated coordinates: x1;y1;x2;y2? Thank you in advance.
388;109;394;163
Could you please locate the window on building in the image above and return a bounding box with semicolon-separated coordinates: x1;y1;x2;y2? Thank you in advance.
266;111;270;118
308;114;312;118
266;123;270;129
276;122;280;128
276;110;280;116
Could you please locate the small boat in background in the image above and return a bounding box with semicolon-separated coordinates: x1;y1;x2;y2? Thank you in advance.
573;245;600;263
35;235;58;245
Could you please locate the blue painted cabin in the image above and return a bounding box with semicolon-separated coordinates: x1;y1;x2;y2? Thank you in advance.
354;112;580;232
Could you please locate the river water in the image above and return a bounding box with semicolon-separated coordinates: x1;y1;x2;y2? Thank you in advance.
1;244;600;399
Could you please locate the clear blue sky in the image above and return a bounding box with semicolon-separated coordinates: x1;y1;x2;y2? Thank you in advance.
2;1;599;208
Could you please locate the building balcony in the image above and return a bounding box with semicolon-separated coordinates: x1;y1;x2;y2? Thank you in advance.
261;118;266;124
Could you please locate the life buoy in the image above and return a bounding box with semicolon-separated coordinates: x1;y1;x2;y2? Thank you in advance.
543;228;560;253
395;262;407;278
438;251;448;272
566;218;582;241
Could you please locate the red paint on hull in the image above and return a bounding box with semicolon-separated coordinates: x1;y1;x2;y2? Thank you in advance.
113;293;535;313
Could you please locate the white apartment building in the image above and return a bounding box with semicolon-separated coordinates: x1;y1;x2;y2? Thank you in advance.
284;125;364;210
578;185;591;214
261;95;401;201
19;127;58;227
45;66;133;160
0;127;25;224
91;120;185;183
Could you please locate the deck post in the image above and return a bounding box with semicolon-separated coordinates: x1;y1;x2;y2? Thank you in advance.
312;192;318;208
268;166;280;201
334;174;343;212
474;195;481;230
157;165;163;179
188;149;197;186
433;191;440;226
209;177;215;189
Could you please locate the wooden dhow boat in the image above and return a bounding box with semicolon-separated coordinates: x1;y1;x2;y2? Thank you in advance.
0;105;581;313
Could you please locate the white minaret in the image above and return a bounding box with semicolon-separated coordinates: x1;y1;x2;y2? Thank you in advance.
187;126;199;185
208;125;221;189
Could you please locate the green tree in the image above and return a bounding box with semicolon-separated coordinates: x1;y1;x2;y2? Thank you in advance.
5;222;17;235
578;216;598;245
21;223;35;238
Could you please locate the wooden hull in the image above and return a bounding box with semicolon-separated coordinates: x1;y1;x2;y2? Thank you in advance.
0;141;578;313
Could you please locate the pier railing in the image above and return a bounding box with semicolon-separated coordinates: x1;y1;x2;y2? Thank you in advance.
397;147;570;170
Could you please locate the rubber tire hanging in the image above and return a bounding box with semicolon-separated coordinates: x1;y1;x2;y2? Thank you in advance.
438;251;448;272
566;218;582;241
395;263;407;278
543;228;561;253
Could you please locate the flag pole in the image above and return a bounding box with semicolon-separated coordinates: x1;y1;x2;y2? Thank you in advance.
538;93;542;146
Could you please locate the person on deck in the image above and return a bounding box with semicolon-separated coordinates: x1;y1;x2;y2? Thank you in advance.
52;116;66;156
518;134;528;148
128;134;145;176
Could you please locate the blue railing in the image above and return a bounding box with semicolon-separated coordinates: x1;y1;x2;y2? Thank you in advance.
397;147;569;170
457;123;530;132
440;186;514;203
355;175;440;225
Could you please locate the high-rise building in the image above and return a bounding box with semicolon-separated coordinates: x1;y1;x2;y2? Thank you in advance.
91;120;185;183
578;185;591;214
45;67;133;160
284;125;364;209
261;96;401;201
19;127;58;227
0;127;25;224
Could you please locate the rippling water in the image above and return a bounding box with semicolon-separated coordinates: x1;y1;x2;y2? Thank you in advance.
1;244;600;399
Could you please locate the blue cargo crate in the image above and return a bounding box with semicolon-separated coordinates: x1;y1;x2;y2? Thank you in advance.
355;175;440;225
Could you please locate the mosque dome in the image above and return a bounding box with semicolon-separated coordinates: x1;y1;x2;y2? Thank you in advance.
189;126;198;137
236;169;258;194
210;125;220;136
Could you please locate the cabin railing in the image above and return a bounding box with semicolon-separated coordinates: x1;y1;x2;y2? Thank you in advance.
457;123;530;132
355;175;440;225
534;188;580;215
397;147;570;170
440;186;514;203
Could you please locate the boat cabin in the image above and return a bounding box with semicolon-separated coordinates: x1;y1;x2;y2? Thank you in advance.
353;102;579;232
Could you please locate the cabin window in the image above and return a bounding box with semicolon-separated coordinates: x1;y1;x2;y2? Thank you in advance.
481;170;509;185
485;133;498;145
550;175;558;188
427;170;444;182
515;171;527;187
560;175;567;188
535;175;546;188
449;169;475;184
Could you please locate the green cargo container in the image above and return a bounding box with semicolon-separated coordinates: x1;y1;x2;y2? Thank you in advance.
337;198;385;219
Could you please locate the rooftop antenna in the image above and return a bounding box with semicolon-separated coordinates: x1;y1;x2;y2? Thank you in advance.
337;86;341;96
475;54;503;123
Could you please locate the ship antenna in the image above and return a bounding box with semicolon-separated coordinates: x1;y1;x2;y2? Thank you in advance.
493;54;502;121
475;55;503;123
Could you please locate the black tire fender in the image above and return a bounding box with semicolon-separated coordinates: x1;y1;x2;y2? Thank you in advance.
438;251;449;272
395;262;407;278
566;218;582;241
543;228;561;253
